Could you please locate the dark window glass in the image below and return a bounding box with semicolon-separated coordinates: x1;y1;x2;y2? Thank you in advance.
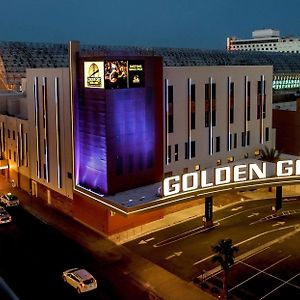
167;145;171;164
175;144;179;161
116;155;123;175
216;136;220;152
185;142;189;159
191;141;195;158
234;133;237;148
265;127;269;141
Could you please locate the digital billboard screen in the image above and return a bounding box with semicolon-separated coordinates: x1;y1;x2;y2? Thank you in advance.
84;60;145;89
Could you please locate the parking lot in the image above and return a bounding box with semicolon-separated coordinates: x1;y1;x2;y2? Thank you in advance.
201;231;300;299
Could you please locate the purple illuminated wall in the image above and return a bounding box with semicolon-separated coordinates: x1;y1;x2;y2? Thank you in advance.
74;56;163;195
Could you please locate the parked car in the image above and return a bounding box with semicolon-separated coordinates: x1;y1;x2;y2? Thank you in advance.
62;268;97;293
0;207;12;224
0;193;19;207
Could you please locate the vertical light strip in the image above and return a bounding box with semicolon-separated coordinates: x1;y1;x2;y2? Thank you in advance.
165;79;169;165
55;77;62;188
209;77;213;155
227;77;231;151
43;77;49;182
245;76;249;147
0;122;4;153
34;77;41;178
261;75;265;144
19;123;23;165
24;133;28;167
188;78;192;159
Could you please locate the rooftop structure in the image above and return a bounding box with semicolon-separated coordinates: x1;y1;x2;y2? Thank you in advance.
227;29;300;54
2;41;300;92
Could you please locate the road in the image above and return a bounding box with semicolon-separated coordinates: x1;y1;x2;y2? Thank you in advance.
124;197;300;283
0;206;138;300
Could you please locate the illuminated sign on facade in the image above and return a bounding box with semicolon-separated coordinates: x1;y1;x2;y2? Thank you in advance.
84;60;144;89
163;160;300;197
84;61;104;88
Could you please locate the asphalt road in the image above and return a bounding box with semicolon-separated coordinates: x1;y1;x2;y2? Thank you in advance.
124;197;300;285
0;206;122;300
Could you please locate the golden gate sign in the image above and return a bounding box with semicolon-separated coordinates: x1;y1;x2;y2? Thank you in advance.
163;160;300;197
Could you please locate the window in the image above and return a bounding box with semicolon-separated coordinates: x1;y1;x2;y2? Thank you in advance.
7;129;10;139
185;141;196;159
234;133;237;148
247;131;250;146
229;81;234;124
167;145;171;164
9;149;11;160
13;151;16;162
247;81;251;121
128;154;134;172
257;79;266;119
191;84;196;130
205;82;216;127
174;144;179;161
216;136;220;152
241;132;246;147
12;131;15;140
265;127;269;141
167;85;174;133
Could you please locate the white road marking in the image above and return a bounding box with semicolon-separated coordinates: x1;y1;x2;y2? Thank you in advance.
138;237;155;245
272;221;286;227
247;212;259;218
259;272;300;299
193;225;298;266
231;206;243;211
229;255;292;292
165;251;183;260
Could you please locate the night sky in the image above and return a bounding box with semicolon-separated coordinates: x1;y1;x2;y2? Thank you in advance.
1;0;300;49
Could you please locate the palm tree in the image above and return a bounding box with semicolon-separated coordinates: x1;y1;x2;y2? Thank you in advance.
212;239;239;300
260;146;281;192
260;146;281;163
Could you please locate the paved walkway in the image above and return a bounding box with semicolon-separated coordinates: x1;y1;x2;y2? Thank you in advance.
2;181;300;300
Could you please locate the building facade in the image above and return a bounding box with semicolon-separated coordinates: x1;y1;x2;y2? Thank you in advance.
227;29;300;53
0;41;283;237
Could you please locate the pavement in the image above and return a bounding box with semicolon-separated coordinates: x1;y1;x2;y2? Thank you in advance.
2;181;300;300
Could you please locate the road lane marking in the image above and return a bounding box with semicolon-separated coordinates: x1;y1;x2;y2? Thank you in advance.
259;272;300;299
165;251;183;260
229;255;292;292
238;258;300;291
272;221;286;227
138;237;155;245
193;225;299;266
247;212;259;218
231;206;243;211
153;223;220;248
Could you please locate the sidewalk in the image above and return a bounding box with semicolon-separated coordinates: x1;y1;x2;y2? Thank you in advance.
3;185;215;300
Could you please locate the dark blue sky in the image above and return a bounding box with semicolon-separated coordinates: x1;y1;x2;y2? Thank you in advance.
1;0;300;49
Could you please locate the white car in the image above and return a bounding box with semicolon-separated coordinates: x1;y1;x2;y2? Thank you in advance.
0;207;12;224
62;268;97;293
0;193;19;207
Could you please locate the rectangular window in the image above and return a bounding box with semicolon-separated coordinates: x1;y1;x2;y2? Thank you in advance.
9;149;11;160
247;130;250;146
185;142;189;159
257;79;266;119
247;81;251;121
234;133;237;148
7;129;10;139
229;82;234;124
191;84;196;130
216;136;220;152
191;141;195;158
13;151;16;162
205;82;216;127
167;145;171;164
174;144;179;161
168;85;174;133
241;132;246;147
128;154;134;172
185;141;195;159
265;127;269;141
12;131;15;140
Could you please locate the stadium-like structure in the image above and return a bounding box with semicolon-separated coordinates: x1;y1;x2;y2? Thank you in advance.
1;41;300;92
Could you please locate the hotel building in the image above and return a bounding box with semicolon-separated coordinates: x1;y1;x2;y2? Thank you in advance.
1;41;300;237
